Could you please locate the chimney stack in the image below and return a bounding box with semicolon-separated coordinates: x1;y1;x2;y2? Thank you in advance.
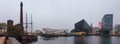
20;2;24;34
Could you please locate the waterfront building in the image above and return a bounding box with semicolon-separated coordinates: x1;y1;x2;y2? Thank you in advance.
13;24;21;35
98;22;102;30
0;23;7;30
7;20;14;34
7;20;21;35
42;28;69;35
71;19;92;35
35;30;43;35
100;14;113;35
0;23;7;34
92;27;99;34
114;24;120;34
6;2;25;35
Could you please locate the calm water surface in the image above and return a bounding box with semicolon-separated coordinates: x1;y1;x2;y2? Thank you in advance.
31;36;120;44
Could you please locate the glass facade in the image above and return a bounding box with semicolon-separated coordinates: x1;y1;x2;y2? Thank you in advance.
102;14;113;31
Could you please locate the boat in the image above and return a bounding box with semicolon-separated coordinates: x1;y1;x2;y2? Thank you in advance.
22;34;38;43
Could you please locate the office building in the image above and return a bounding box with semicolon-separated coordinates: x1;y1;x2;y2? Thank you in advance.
71;19;92;35
101;14;113;34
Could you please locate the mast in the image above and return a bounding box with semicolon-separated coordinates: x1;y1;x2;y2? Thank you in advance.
24;13;33;33
25;13;28;33
31;14;33;33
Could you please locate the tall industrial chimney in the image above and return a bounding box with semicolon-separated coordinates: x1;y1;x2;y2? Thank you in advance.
20;2;24;34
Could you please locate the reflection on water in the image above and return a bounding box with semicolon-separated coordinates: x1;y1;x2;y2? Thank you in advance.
32;36;120;44
100;37;111;44
74;36;85;44
41;37;58;40
74;36;111;44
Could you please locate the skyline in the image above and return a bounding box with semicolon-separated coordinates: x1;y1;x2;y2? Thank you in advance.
0;0;120;31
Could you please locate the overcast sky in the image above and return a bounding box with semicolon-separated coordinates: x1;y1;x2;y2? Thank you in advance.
0;0;120;31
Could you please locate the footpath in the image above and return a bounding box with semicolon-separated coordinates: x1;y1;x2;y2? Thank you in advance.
0;37;21;44
7;37;21;44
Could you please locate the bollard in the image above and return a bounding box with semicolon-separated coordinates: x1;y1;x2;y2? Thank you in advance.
1;36;6;44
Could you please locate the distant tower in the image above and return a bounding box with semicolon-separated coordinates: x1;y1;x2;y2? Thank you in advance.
20;2;24;34
90;23;93;27
90;23;93;30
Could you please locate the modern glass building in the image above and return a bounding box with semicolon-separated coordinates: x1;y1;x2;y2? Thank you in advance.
101;14;113;34
71;19;92;35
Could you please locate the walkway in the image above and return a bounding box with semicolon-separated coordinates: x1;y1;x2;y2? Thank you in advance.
7;37;21;44
0;37;22;44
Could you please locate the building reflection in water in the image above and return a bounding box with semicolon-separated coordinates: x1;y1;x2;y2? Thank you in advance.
74;36;111;44
74;36;85;44
100;36;111;44
31;36;120;44
41;37;58;40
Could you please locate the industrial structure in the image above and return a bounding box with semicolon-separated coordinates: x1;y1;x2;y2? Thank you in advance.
20;2;24;35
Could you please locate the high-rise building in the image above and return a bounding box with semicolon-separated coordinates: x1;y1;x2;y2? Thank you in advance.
101;14;113;34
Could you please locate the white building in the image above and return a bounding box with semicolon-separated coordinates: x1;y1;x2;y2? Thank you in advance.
42;28;69;34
